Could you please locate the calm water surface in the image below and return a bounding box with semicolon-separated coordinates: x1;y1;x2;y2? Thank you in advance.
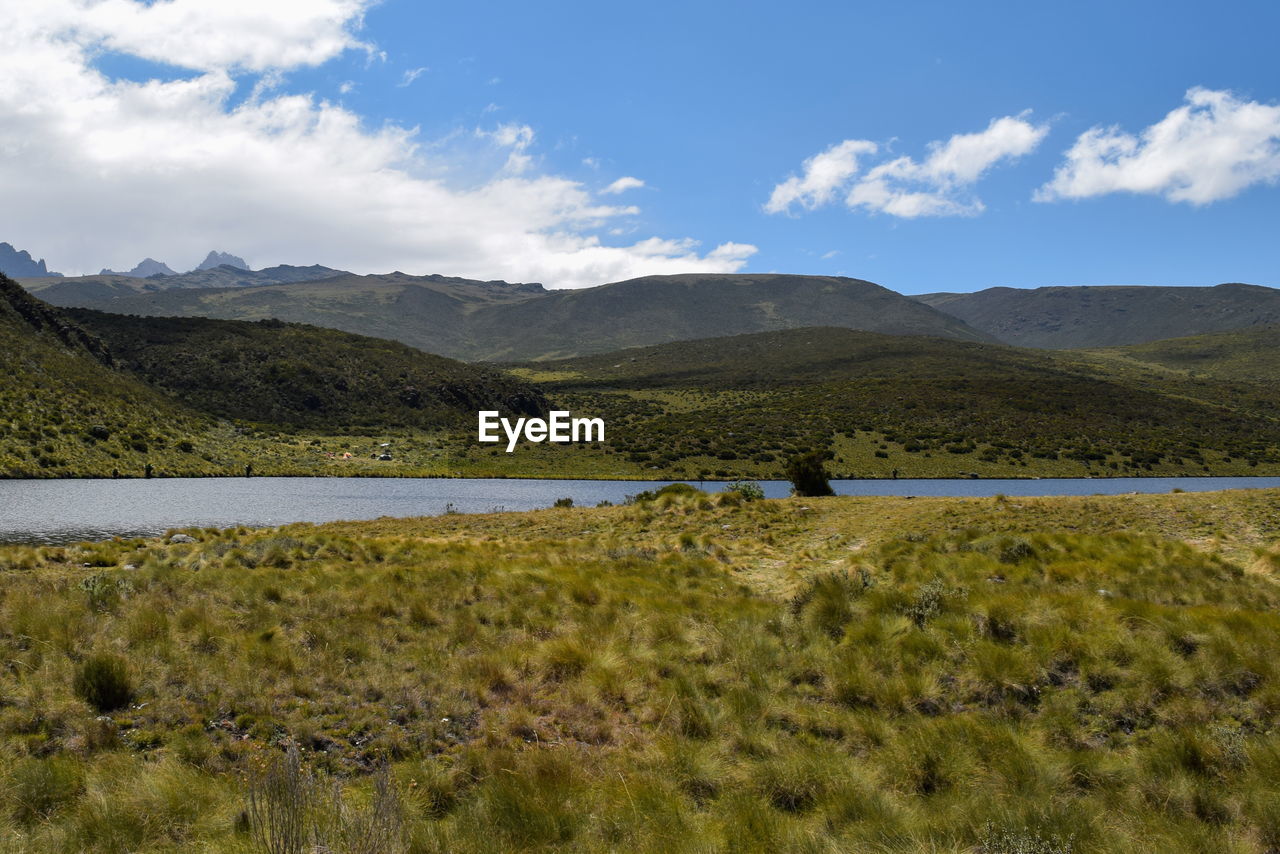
2;476;1279;545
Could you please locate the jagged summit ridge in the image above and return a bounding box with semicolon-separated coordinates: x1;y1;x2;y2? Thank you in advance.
194;251;248;272
100;258;178;278
0;242;61;278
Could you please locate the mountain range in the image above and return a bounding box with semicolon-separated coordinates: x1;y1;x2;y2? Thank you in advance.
22;271;992;361
3;267;1278;479
12;242;1277;359
6;235;1279;362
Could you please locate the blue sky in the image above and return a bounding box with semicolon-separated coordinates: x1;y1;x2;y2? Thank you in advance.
2;0;1278;291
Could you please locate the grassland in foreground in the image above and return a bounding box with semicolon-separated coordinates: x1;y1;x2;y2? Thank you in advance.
0;488;1279;852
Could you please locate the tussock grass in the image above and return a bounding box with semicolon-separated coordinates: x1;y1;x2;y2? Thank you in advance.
0;489;1277;850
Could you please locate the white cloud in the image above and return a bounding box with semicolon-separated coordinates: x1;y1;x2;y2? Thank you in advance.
765;140;877;214
767;114;1047;218
72;0;374;72
1036;88;1280;204
397;66;428;87
601;176;645;195
0;0;754;289
476;122;536;174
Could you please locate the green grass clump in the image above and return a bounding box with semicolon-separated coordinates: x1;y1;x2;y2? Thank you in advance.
72;653;135;712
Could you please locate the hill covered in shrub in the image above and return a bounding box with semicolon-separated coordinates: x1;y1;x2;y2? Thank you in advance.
67;309;547;431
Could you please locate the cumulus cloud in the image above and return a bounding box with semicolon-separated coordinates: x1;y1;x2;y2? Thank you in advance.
70;0;374;72
767;114;1048;218
765;140;877;214
0;0;754;288
1036;88;1280;204
601;176;645;195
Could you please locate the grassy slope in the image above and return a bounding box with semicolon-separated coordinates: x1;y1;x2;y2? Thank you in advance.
66;309;546;430
1080;325;1280;385
0;489;1279;851
0;276;579;479
516;326;1280;479
0;273;235;478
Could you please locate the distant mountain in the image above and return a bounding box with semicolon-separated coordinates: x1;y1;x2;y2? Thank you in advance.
0;242;61;277
23;264;348;302
30;272;991;361
467;274;993;361
194;250;248;271
100;257;178;278
916;283;1280;349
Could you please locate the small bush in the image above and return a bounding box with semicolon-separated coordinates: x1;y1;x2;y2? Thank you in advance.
725;480;765;500
73;652;135;712
553;497;574;508
785;451;834;497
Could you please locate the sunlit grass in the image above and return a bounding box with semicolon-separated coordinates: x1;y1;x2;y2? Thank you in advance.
0;489;1277;850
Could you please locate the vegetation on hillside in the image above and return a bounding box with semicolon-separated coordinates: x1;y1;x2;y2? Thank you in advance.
68;309;546;430
1081;325;1280;385
519;327;1280;479
0;488;1277;851
0;274;225;478
6;273;1280;481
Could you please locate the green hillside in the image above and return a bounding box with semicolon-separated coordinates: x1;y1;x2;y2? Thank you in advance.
0;275;558;480
1080;325;1280;385
67;309;546;431
0;274;222;478
5;274;1280;481
516;326;1280;479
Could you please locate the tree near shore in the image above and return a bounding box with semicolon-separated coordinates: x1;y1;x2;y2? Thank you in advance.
785;451;834;497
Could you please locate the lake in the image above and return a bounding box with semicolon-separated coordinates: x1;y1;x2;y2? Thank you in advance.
2;476;1279;545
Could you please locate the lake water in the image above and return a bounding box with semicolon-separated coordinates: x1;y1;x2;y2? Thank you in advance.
2;476;1279;545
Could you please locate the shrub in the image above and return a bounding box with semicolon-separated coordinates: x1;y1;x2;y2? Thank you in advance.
248;744;317;854
625;482;703;504
72;652;135;712
725;480;765;500
784;451;834;497
553;497;574;508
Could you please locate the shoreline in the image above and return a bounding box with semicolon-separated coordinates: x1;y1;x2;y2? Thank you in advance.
3;471;1280;482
